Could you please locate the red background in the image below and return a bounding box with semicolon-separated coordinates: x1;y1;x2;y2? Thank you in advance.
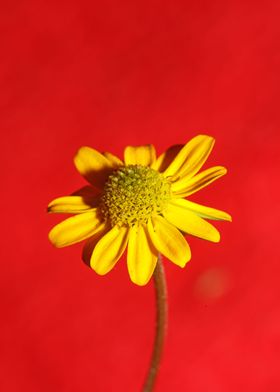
1;1;280;391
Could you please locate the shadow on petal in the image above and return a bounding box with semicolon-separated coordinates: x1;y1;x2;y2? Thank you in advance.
152;145;183;172
82;224;109;267
72;185;102;209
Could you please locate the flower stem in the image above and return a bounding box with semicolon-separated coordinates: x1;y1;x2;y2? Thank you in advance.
143;254;168;392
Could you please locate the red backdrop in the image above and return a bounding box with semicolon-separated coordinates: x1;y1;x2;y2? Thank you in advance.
1;1;279;391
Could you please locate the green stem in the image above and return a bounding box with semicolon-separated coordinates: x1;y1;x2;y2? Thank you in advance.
142;255;168;392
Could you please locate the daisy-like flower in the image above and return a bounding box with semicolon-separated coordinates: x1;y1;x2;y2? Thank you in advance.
48;135;231;286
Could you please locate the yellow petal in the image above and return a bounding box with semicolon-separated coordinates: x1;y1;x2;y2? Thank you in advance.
47;196;98;214
124;145;156;166
74;146;113;188
127;224;158;286
147;216;191;267
172;166;227;197
163;202;220;243
163;135;215;178
103;151;123;167
82;224;109;266
151;145;183;172
171;198;232;221
90;225;129;275
49;210;104;248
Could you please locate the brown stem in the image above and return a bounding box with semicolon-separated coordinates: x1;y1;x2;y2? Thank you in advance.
142;255;168;392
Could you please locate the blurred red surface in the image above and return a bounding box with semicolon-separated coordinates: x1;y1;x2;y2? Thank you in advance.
1;1;280;391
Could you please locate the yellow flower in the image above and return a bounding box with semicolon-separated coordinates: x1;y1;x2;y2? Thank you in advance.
48;135;231;286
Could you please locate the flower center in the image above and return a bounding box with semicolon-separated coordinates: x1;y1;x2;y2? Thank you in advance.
101;165;171;227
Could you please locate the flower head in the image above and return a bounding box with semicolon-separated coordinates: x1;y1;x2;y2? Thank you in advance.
48;135;231;286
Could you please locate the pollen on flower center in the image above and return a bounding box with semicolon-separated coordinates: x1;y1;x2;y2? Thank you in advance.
101;165;171;227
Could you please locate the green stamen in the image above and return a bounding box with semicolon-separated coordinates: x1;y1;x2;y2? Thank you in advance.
101;165;171;227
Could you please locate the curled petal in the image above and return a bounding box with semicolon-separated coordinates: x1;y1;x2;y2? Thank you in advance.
124;145;156;166
172;166;227;197
48;195;98;214
171;198;232;221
